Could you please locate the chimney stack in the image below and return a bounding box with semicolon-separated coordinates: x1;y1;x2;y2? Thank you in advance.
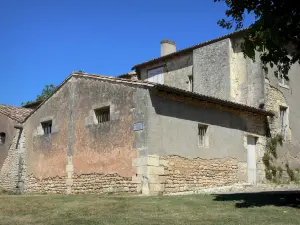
160;39;176;56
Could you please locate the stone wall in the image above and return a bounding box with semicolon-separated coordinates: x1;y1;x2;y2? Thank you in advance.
162;156;238;193
21;76;149;194
131;155;240;195
0;114;15;170
264;80;300;171
24;175;67;194
139;53;193;91
72;173;136;194
23;173;137;194
229;37;264;107
0;128;22;192
0;129;25;192
193;38;231;101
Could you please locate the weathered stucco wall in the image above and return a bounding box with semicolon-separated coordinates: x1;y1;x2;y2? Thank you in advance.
147;92;265;160
265;63;300;169
193;38;231;100
229;37;265;107
139;53;193;90
22;77;149;194
0;114;15;171
142;91;267;192
23;81;71;193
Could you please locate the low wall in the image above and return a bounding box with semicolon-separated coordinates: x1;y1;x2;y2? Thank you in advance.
162;156;239;193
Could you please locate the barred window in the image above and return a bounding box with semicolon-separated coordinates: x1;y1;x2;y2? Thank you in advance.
280;106;288;140
95;106;110;124
0;132;6;145
188;75;193;92
41;121;52;136
198;124;208;147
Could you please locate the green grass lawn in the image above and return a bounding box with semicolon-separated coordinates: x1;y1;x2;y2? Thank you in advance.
0;192;299;225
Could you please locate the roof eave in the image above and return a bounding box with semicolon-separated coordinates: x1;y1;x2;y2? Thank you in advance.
154;85;274;117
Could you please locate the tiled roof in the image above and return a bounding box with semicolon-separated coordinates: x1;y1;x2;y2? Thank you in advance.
24;72;273;122
72;73;273;117
0;104;33;123
72;73;155;87
132;29;248;69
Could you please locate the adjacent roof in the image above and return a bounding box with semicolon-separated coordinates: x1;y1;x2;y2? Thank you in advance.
117;71;137;79
132;29;248;70
0;104;33;123
22;100;43;109
27;72;273;119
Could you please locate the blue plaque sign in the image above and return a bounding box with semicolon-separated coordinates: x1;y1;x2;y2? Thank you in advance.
133;122;144;131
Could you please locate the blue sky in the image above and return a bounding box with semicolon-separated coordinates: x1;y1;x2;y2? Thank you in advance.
0;0;254;106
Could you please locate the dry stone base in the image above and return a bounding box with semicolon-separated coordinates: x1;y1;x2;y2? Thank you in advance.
71;173;137;194
162;156;239;193
24;175;67;194
23;173;137;194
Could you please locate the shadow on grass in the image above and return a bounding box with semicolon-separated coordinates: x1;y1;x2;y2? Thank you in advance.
213;191;300;208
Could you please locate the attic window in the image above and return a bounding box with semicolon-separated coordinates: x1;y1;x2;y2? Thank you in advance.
95;106;110;124
0;133;6;145
41;121;52;136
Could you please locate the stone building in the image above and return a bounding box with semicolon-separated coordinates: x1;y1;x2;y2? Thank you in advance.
0;30;298;195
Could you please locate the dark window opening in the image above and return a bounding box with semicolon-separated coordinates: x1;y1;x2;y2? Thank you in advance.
0;132;6;145
188;75;193;92
198;124;208;147
95;106;110;124
42;121;52;135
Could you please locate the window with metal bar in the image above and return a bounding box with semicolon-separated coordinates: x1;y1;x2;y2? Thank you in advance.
198;124;208;147
280;106;288;140
188;75;193;92
95;106;110;124
0;132;6;145
41;121;52;136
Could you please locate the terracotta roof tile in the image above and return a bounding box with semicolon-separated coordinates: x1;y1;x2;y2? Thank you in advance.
23;72;273;122
0;104;33;123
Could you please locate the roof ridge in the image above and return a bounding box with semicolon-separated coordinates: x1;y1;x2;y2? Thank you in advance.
132;28;248;69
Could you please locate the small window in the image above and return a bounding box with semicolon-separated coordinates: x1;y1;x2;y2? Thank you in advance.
188;75;193;92
0;132;6;145
280;106;288;140
278;65;289;88
198;124;208;147
95;106;110;124
41;121;52;136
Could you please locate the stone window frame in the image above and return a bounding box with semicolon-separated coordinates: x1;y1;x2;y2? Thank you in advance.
85;102;119;127
198;123;209;148
37;116;58;136
41;120;52;136
94;106;110;124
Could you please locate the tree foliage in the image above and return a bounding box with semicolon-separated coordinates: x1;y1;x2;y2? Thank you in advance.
215;0;300;78
21;84;56;106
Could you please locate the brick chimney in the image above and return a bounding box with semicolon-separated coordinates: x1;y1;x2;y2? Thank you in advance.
160;40;176;56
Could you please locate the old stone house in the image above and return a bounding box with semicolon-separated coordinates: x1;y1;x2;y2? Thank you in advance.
0;30;299;195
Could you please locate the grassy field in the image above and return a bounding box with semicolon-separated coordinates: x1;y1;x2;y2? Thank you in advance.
0;191;299;225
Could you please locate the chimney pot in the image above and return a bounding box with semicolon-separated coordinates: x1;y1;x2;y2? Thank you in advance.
161;39;176;56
